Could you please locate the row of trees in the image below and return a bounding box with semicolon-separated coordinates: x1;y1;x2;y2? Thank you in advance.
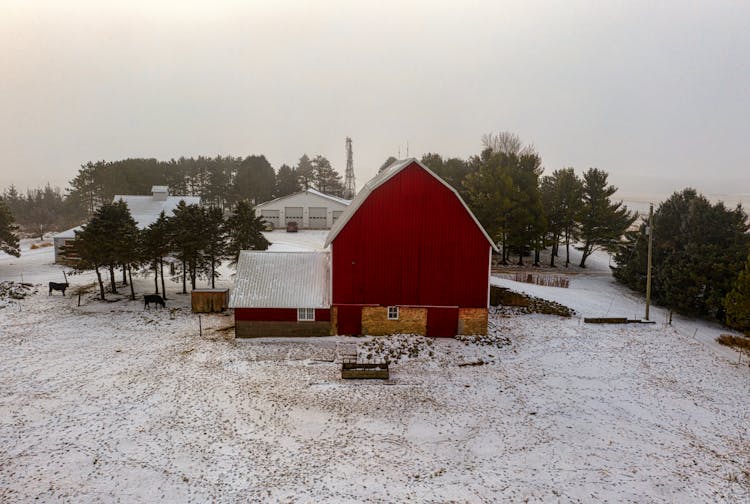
1;185;81;240
415;133;636;268
3;153;348;238
71;200;269;300
613;189;750;328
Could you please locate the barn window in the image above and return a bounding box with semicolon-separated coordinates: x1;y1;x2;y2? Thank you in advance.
387;306;399;320
297;308;315;321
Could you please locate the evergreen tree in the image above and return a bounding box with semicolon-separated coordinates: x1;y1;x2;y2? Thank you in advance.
613;189;749;321
275;164;299;197
577;168;636;268
296;154;315;190
420;153;472;197
141;211;171;298
378;156;398;173
232;155;275;205
725;253;750;334
540;168;583;267
0;198;20;257
311;155;345;196
169;201;205;292
73;201;137;300
225;201;270;265
201;207;227;288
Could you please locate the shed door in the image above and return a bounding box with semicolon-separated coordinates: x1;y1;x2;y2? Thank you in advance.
426;307;459;337
260;210;280;229
332;210;343;223
309;207;327;229
284;207;303;225
336;305;362;335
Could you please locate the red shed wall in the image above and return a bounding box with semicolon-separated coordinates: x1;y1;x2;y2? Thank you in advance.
235;308;330;321
331;163;491;308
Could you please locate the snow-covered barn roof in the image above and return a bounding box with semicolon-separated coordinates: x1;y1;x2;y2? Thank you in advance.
255;189;351;209
324;158;498;250
229;251;330;309
112;194;200;229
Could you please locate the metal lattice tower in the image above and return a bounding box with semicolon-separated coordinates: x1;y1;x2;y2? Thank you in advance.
343;137;356;199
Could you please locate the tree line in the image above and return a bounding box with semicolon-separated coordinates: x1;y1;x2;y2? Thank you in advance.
612;189;750;331
414;133;637;268
69;199;269;301
3;153;348;237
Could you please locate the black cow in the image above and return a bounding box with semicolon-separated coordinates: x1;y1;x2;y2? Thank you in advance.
144;294;165;309
49;282;69;296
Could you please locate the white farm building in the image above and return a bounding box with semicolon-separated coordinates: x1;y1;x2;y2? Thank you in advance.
53;186;200;264
254;189;350;230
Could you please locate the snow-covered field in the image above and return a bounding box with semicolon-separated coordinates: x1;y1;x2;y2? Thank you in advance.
1;236;748;502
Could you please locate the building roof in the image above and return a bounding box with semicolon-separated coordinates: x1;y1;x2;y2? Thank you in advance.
151;185;169;193
112;194;201;229
324;158;498;250
229;251;330;309
255;189;351;209
53;225;84;239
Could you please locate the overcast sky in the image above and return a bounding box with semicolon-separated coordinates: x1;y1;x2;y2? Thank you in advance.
1;0;748;202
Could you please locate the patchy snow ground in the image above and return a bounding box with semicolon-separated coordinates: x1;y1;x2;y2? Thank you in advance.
1;238;749;502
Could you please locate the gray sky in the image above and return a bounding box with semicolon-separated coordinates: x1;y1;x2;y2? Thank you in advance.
1;0;748;203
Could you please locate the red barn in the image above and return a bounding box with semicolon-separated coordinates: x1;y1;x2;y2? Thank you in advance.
325;158;496;337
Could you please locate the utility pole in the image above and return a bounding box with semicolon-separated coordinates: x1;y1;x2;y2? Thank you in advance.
645;203;654;321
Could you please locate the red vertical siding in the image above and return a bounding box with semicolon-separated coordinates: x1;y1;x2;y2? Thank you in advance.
336;305;362;335
426;307;459;337
331;163;490;308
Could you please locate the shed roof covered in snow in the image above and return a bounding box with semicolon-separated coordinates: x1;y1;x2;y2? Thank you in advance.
229;251;330;309
112;190;200;229
255;188;351;209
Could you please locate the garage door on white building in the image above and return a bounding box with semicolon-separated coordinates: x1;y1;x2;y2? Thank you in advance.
285;207;303;225
309;207;327;229
260;209;280;229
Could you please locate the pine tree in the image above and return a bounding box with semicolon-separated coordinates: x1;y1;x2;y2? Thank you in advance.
541;168;583;267
201;207;227;288
225;201;270;265
311;155;345;196
577;168;636;268
296;154;315;190
725;254;750;334
275;164;299;197
0;198;20;257
612;189;749;321
170;201;205;292
141;211;171;298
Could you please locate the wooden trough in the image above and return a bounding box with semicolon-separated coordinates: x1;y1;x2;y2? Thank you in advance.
341;357;389;380
191;288;229;313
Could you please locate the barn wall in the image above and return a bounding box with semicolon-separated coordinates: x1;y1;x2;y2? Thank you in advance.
235;308;298;321
458;308;488;335
331;163;490;308
235;320;331;338
361;306;427;336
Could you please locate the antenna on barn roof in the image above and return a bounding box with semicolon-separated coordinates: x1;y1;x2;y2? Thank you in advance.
406;140;409;157
344;137;356;199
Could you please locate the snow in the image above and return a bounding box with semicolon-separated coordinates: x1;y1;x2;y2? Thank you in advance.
1;238;748;501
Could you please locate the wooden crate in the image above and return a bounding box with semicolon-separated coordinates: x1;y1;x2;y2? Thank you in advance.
191;288;229;313
341;360;389;380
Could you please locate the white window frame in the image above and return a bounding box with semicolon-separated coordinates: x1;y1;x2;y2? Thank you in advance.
297;308;315;321
387;306;399;320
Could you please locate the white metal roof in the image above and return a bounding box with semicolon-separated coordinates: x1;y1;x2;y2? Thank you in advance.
53;225;84;239
229;251;330;309
112;194;201;229
255;189;351;209
324;158;498;250
151;185;169;193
